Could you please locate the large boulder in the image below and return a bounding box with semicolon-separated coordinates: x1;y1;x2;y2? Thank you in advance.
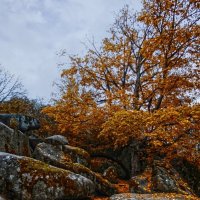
130;162;193;195
0;122;31;157
0;114;40;132
109;193;197;200
33;142;116;196
45;135;90;167
0;152;95;200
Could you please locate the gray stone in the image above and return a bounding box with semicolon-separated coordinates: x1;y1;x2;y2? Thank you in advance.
0;122;31;157
0;114;40;132
153;165;178;193
109;193;196;200
45;135;69;146
130;163;193;195
0;152;95;200
33;142;116;196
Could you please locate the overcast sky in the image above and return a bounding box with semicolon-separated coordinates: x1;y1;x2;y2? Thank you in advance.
0;0;142;102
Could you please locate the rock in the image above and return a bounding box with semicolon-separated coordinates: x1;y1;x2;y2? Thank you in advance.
29;135;44;152
0;114;40;132
63;145;90;167
152;163;192;195
103;166;119;184
153;165;179;193
130;162;193;195
172;157;200;197
130;167;152;193
45;135;69;146
33;142;116;196
0;152;95;200
91;141;146;178
0;122;31;157
33;142;90;167
90;157;127;179
109;193;197;200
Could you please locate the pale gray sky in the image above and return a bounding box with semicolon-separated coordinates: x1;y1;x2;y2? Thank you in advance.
0;0;142;102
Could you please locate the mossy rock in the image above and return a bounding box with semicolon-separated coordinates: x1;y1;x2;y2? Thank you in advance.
33;143;117;196
0;152;95;200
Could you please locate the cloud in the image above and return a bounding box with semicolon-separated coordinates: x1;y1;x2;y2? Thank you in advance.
0;0;141;102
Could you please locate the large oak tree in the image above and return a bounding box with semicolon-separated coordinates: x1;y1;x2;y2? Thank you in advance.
43;0;200;147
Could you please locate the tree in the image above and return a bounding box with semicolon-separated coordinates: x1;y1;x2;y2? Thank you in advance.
0;66;26;102
43;0;199;146
99;105;200;164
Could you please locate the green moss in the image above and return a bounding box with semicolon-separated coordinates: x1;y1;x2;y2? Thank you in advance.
64;145;90;160
18;157;77;195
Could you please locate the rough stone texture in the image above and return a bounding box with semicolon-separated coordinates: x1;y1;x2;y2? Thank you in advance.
152;163;193;195
33;142;116;196
63;145;90;167
34;142;90;167
172;157;200;197
0;114;40;132
0;122;31;157
130;162;193;195
45;135;69;146
130;167;152;194
91;141;146;178
109;193;198;200
0;152;95;200
153;165;179;193
103;166;119;184
90;157;127;179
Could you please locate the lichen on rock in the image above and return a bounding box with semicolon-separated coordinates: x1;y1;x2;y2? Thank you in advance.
0;152;95;200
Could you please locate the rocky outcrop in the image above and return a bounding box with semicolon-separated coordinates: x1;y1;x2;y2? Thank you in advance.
172;157;200;197
0;152;95;200
0;114;40;132
91;157;127;179
109;193;198;200
91;141;146;178
130;162;193;195
45;135;90;167
63;145;90;167
0;122;31;157
33;142;116;196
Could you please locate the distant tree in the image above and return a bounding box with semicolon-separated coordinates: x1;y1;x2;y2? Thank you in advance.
0;66;26;102
0;96;57;138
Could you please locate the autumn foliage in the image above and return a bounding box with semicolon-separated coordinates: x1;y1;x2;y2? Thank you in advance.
43;0;200;157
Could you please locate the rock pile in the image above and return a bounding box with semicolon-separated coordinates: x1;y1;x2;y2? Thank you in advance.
0;114;199;199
